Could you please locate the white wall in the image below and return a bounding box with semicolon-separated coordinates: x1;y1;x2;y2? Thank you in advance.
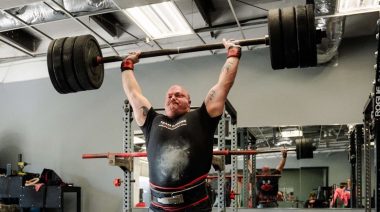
0;35;376;211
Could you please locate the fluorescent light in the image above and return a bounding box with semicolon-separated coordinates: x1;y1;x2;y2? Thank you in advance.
124;2;193;39
275;140;293;146
337;0;379;13
281;130;303;138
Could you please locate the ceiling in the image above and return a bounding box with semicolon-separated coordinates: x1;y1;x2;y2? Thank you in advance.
0;0;379;65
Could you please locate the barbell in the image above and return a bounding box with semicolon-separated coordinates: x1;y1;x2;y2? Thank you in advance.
82;139;315;160
47;4;321;94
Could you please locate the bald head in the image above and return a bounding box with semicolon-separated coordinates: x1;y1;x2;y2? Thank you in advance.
261;165;270;175
164;85;191;118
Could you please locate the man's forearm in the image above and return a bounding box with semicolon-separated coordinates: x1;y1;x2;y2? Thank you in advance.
276;157;286;172
218;57;239;89
122;70;143;99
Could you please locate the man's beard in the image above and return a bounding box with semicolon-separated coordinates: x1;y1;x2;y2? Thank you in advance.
168;102;179;111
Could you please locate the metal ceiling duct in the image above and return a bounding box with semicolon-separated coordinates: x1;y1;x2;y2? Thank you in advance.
315;0;344;64
0;11;23;30
62;0;116;14
0;0;116;30
4;1;66;25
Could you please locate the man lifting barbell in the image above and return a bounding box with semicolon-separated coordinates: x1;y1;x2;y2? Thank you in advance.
120;38;241;211
254;149;287;208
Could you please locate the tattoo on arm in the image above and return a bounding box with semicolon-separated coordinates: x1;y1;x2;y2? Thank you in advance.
141;106;149;116
207;89;216;103
223;61;234;72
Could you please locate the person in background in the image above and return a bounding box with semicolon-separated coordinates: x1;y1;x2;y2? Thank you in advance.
330;182;351;208
304;192;323;208
287;191;296;202
254;149;287;208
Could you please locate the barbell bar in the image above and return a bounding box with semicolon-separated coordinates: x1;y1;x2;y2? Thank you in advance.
47;5;323;94
82;139;315;160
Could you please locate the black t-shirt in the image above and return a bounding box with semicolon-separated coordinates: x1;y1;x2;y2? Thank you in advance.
141;102;221;188
256;169;281;198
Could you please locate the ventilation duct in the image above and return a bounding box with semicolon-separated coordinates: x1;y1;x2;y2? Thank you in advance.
5;1;67;25
315;0;344;64
0;0;116;31
62;0;116;14
0;11;23;30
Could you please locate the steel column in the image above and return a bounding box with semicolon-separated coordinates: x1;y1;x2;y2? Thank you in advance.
123;100;133;212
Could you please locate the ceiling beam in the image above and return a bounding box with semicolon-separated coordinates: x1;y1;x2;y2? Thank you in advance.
194;16;267;33
193;0;214;27
90;13;122;38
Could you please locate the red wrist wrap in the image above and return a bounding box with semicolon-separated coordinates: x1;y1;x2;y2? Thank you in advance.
121;59;134;72
227;46;241;59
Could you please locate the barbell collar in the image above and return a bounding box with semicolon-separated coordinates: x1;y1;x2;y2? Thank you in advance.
96;37;268;65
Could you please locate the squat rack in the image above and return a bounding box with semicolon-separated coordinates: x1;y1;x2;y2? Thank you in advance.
362;20;380;212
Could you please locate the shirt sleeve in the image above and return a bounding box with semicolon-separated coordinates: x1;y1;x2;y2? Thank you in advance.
199;102;221;126
198;102;222;142
140;107;157;146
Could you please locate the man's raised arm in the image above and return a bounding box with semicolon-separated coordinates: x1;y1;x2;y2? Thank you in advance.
276;150;287;172
121;52;152;126
205;39;241;117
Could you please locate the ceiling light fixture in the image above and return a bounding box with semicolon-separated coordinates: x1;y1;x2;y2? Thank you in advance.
337;0;379;13
281;130;303;138
275;139;293;146
123;1;193;39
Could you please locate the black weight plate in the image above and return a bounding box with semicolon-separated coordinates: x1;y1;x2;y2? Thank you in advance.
306;4;317;66
62;36;84;92
302;139;307;158
86;36;104;89
268;8;285;70
296;139;301;160
73;34;104;90
73;35;94;90
295;5;311;68
47;39;64;94
305;140;314;158
52;37;73;94
281;6;299;68
300;139;314;159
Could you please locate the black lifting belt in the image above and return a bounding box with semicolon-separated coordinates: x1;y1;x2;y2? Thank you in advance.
151;180;207;205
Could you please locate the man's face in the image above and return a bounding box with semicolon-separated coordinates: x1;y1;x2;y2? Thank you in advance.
165;85;191;118
261;166;270;175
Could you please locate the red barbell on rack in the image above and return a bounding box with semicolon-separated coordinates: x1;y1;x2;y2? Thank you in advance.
82;139;315;160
